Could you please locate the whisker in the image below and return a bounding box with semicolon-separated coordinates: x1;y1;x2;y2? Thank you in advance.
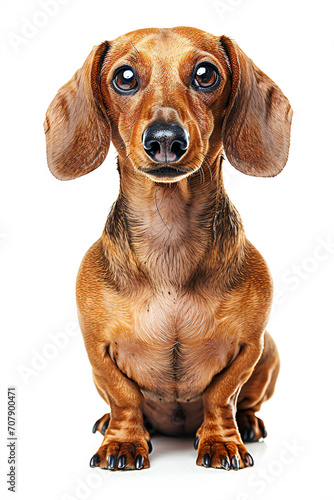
116;144;127;153
194;156;205;184
122;150;136;174
155;188;171;234
114;142;131;160
168;182;179;202
199;152;213;182
200;165;205;183
158;186;166;209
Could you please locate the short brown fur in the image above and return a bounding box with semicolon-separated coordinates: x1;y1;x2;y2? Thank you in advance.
44;27;292;471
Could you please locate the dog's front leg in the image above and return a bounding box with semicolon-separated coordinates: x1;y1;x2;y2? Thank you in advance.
195;341;263;470
89;354;151;471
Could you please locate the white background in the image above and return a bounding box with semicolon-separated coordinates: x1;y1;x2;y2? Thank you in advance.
1;0;334;499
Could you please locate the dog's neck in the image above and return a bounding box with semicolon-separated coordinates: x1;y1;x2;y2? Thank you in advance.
104;156;244;288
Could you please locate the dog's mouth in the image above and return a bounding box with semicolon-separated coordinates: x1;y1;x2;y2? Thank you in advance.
141;165;189;179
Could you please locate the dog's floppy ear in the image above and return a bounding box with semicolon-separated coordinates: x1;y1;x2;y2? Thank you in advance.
221;36;293;177
44;42;111;180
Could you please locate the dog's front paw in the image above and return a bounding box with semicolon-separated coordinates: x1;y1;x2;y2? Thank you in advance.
194;433;253;470
90;435;152;471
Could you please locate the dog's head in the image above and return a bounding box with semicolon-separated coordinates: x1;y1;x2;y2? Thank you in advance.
44;27;292;183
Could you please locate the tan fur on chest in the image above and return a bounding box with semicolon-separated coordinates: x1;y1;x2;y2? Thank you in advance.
110;288;237;402
134;288;215;344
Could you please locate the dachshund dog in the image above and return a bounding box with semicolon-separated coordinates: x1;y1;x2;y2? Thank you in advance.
44;27;292;471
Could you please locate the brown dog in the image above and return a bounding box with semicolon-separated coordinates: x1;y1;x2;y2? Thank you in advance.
44;27;292;471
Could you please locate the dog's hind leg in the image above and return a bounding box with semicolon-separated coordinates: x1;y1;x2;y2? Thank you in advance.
92;413;110;436
236;331;280;442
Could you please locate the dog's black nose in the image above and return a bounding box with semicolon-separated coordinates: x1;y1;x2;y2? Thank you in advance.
142;121;189;163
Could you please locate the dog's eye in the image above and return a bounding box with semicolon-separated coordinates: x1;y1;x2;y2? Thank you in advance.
192;63;219;91
112;66;138;93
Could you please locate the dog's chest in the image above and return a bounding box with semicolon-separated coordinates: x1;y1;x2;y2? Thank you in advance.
135;289;213;344
113;288;235;402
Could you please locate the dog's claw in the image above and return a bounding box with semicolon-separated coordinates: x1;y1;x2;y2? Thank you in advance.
203;454;211;467
221;455;230;470
135;455;144;469
92;413;111;435
194;436;199;450
237;411;267;442
117;454;126;469
147;440;153;454
258;419;267;438
90;453;100;467
244;453;254;467
248;428;255;441
101;419;110;436
107;454;116;470
231;455;239;471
